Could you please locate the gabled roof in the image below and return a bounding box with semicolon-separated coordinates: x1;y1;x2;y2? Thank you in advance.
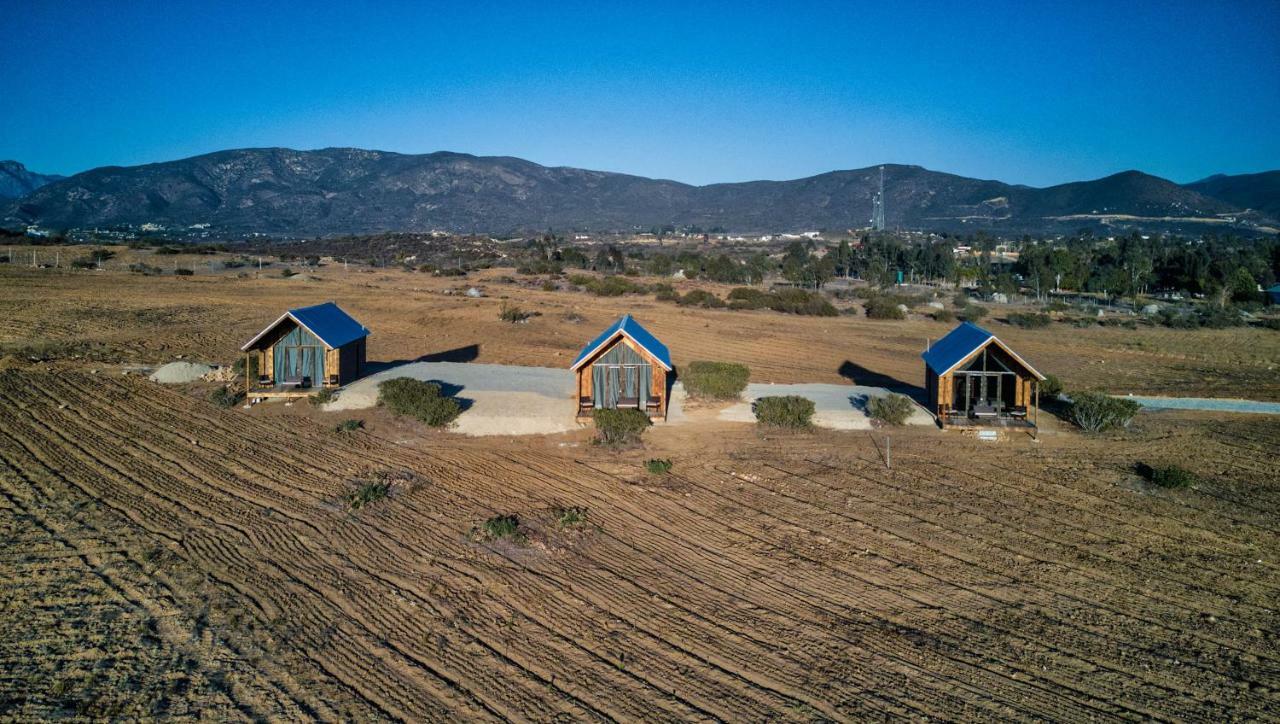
922;321;1044;380
240;302;369;351
571;315;672;371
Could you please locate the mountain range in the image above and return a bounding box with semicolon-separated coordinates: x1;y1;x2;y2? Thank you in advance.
0;161;63;201
2;148;1277;237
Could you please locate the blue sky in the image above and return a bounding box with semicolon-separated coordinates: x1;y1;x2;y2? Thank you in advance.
2;0;1277;186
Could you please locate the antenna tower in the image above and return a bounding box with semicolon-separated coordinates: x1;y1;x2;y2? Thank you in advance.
871;165;886;231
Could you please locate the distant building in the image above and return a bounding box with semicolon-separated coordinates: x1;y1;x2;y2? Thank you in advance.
1266;283;1280;306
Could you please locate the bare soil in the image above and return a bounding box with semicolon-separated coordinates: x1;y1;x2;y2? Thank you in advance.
0;255;1278;719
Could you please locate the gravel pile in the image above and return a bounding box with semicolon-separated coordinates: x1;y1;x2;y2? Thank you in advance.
149;362;215;384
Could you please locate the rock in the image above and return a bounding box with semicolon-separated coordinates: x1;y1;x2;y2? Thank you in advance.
149;361;215;384
927;301;945;309
466;287;484;298
896;304;909;313
1142;304;1161;315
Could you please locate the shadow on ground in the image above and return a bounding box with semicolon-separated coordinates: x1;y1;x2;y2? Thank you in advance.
838;360;925;404
364;345;481;375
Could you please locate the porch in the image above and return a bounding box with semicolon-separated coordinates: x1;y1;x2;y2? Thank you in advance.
941;408;1037;429
576;394;666;421
247;379;328;399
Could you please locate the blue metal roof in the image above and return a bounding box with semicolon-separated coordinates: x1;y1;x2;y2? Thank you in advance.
241;301;368;351
922;321;993;375
289;302;369;348
571;315;672;371
921;321;1043;380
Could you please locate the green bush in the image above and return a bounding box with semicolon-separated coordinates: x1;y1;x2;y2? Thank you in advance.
477;514;526;543
864;297;906;320
933;309;956;323
867;394;915;425
280;268;296;278
378;378;462;427
676;289;725;308
334;419;364;433
209;387;244;408
1007;312;1052;329
959;304;989;322
682;361;750;400
1039;374;1063;399
174;268;194;276
345;482;389;509
754;396;815;428
554;506;588;528
1137;463;1197;489
499;301;533;323
584;275;645;297
1068;392;1141;432
309;387;336;406
593;408;651;445
645;459;673;475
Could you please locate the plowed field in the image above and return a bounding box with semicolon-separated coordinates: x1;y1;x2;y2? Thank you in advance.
2;368;1277;720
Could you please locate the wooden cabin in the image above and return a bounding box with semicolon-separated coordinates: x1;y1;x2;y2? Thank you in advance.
571;315;672;421
922;321;1045;429
240;302;369;398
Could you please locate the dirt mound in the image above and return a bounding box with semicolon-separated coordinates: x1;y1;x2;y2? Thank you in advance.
149;361;214;384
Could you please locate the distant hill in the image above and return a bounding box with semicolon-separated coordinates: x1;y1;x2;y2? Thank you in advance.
1184;171;1280;219
0;161;64;200
3;148;1275;235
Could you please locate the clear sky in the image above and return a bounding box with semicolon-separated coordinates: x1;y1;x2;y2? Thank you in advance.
2;0;1277;186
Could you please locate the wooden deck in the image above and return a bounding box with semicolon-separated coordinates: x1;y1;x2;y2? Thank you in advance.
248;383;324;400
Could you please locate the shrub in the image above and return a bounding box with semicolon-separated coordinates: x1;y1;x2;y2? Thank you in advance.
309;387;336;406
334;419;364;433
953;291;970;307
645;459;673;475
174;268;194;276
1039;374;1063;399
209;387;244;409
864;297;906;320
128;263;161;275
1067;392;1141;432
868;394;915;425
959;304;989;322
1137;463;1197;489
345;482;389;509
378;378;462;427
554;506;588;528
754;396;815;428
933;309;956;323
567;273;593;287
676;289;725;308
499;302;533;323
727;287;772;308
1007;312;1051;329
593;408;651;445
769;288;838;316
540;280;557;292
682;361;750;400
280;268;296;278
654;288;680;302
584;275;645;297
477;514;526;544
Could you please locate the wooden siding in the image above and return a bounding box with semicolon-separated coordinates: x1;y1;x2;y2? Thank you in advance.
574;334;668;420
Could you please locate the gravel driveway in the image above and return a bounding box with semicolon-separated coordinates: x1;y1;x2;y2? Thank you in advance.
719;383;934;430
325;362;580;436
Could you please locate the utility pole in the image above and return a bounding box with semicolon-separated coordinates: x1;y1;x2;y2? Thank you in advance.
885;434;892;470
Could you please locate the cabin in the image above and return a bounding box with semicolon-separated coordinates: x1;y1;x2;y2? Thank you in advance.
922;321;1045;429
240;302;369;398
571;315;672;421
